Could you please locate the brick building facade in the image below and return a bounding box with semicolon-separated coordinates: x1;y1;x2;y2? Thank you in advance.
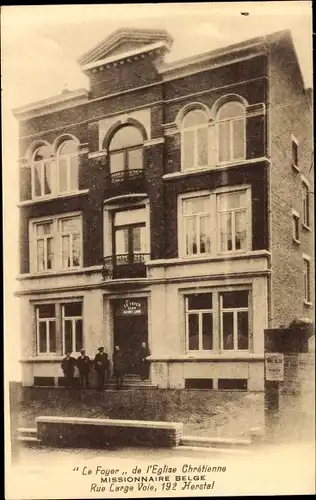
14;28;313;391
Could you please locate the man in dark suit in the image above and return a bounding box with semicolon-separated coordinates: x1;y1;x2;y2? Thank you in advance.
61;351;76;388
94;347;109;391
77;349;91;389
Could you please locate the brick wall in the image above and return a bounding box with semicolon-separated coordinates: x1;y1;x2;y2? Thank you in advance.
269;35;314;327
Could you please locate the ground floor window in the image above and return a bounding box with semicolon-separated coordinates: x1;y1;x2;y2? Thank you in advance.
36;304;56;354
62;302;83;353
185;293;213;350
34;300;83;355
220;291;249;350
184;288;250;353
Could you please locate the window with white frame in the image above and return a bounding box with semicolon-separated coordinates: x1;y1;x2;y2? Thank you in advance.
183;196;211;255
302;181;310;228
36;304;56;354
62;302;83;353
220;291;249;350
292;210;300;242
57;140;79;193
32;145;54;198
185;293;213;351
35;221;54;271
216;102;245;164
217;190;249;252
20;139;80;202
59;217;81;269
180;187;251;257
303;256;311;303
109;126;143;175
31;214;82;273
181;109;209;170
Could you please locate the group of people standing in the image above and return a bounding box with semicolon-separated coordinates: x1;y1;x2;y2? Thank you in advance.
61;342;150;391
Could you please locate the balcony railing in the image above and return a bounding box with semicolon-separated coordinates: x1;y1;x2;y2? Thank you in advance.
105;169;147;198
102;253;150;280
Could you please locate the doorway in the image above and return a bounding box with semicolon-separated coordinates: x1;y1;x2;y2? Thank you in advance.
112;298;148;375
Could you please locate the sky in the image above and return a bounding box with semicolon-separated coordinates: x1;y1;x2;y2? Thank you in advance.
2;2;313;381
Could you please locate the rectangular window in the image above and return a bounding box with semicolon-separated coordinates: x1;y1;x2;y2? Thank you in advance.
292;211;300;242
185;293;213;351
292;137;299;170
31;213;82;273
303;257;311;303
302;182;310;227
59;216;81;269
217;190;249;252
36;304;56;354
62;302;83;354
220;291;249;351
35;221;54;271
180;187;251;258
183;196;211;255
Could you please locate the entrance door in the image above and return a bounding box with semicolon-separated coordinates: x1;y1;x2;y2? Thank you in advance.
112;298;148;375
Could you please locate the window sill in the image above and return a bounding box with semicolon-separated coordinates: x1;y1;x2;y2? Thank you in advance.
304;300;312;307
302;223;312;232
292;164;300;173
163;157;270;180
148;354;264;362
17;265;102;280
18;189;89;207
147;250;271;267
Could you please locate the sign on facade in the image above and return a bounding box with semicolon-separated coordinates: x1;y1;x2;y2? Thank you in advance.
265;353;284;381
114;298;147;316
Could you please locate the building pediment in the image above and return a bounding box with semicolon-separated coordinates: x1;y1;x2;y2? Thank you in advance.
78;28;173;70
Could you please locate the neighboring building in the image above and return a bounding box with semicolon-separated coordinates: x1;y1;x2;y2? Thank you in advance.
14;28;313;391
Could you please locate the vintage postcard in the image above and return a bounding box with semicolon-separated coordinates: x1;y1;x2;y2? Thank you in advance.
3;2;315;498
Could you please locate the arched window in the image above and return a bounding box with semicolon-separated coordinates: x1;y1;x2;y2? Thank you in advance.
216;101;245;163
57;139;79;193
32;144;53;197
109;126;143;174
181;109;209;170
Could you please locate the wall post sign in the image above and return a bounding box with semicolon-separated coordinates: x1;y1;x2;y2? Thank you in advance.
115;298;147;316
265;353;284;381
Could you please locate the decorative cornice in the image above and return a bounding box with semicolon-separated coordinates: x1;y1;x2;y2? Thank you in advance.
78;28;173;66
82;41;168;73
13;89;89;121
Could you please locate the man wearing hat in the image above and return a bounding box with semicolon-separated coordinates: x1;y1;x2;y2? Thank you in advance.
77;349;91;389
94;346;109;391
61;351;76;388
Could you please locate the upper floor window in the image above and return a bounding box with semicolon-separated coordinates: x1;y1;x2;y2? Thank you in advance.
31;213;82;273
216;102;245;163
109;126;143;175
32;145;53;198
180;187;251;258
21;138;80;202
181;109;209;171
302;181;310;228
57;140;79;193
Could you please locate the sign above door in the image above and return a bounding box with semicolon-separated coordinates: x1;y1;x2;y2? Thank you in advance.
114;298;147;316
